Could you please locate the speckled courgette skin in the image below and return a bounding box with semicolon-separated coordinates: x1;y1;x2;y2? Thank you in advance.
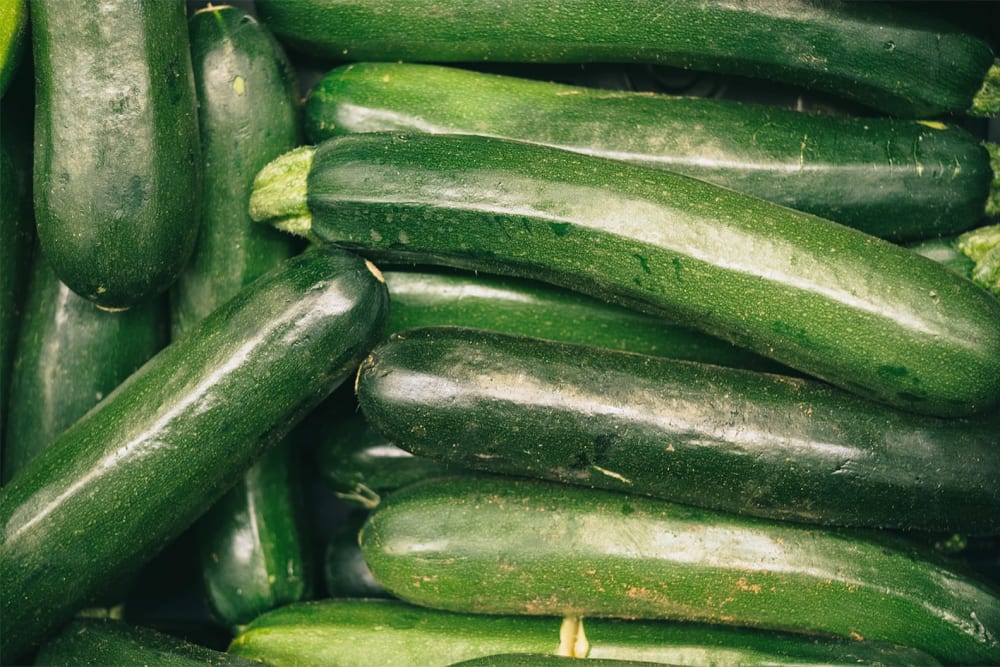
355;327;1000;534
31;0;201;309
360;476;1000;665
252;133;1000;417
305;62;998;240
257;0;1000;117
0;248;388;663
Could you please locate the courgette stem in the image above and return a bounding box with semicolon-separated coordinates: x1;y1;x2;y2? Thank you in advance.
986;143;1000;217
249;146;315;238
971;59;1000;118
958;223;1000;296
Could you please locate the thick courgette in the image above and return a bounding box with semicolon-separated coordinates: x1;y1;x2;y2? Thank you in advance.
228;598;941;666
360;476;1000;665
305;62;1000;240
355;327;1000;534
180;4;311;629
252;133;1000;417
257;0;1000;118
0;248;388;664
31;0;201;309
2;253;167;483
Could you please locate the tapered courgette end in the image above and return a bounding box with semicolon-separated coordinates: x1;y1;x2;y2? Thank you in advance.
250;145;316;238
958;222;1000;296
970;59;1000;118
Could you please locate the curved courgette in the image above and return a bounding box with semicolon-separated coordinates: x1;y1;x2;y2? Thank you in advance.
31;0;201;309
355;327;1000;535
257;0;1000;118
228;598;941;666
252;133;1000;417
305;62;999;240
180;4;311;629
0;248;388;664
359;476;1000;665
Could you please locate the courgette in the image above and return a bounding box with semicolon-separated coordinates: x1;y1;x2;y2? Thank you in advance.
31;0;201;309
305;62;1000;240
908;223;1000;297
2;253;167;483
359;476;1000;665
0;248;388;664
252;133;1000;417
34;618;263;666
355;327;1000;534
228;597;941;666
256;0;1000;118
447;656;677;667
180;4;311;630
323;507;391;598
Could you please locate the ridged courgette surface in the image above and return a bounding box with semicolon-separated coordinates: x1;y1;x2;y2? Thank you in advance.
305;62;1000;240
257;0;1000;117
360;476;1000;665
252;133;1000;417
0;248;388;663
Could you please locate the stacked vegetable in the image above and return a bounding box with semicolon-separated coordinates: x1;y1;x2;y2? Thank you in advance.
1;1;999;665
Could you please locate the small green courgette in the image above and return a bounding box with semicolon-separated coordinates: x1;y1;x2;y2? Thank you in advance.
0;248;388;664
360;476;1000;664
305;62;1000;240
252;133;1000;417
228;598;941;666
257;0;1000;118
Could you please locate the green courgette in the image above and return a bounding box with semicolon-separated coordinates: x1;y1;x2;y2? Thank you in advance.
228;598;942;666
305;62;999;240
322;508;391;598
34;618;262;666
31;0;201;309
180;4;311;630
359;476;1000;665
252;133;1000;417
2;253;167;483
257;0;1000;118
909;223;1000;297
0;248;388;664
446;656;678;667
355;327;1000;534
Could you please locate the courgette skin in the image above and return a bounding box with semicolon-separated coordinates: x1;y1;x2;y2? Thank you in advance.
257;0;1000;117
0;248;388;664
252;133;1000;417
305;62;997;240
31;0;201;309
181;5;310;630
382;269;791;374
447;656;677;667
355;327;1000;535
2;253;167;483
33;619;263;666
228;597;941;666
360;476;1000;665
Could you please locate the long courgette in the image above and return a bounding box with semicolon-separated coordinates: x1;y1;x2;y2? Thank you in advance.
359;476;1000;665
252;133;1000;417
355;327;1000;535
0;248;388;664
305;62;1000;240
256;0;1000;118
31;0;201;309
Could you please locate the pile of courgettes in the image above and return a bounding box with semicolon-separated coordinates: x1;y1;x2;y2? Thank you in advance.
1;1;999;665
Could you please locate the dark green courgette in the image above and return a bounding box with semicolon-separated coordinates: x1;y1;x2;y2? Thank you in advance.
322;508;391;598
305;62;999;240
34;619;263;666
359;476;1000;665
355;327;1000;534
228;597;941;666
447;656;679;667
257;0;1000;118
180;4;311;630
3;253;167;483
252;133;1000;417
31;0;201;309
0;248;388;664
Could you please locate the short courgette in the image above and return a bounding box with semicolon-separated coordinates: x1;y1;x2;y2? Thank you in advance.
0;248;388;664
359;476;1000;665
257;0;1000;118
252;133;1000;417
305;62;1000;240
